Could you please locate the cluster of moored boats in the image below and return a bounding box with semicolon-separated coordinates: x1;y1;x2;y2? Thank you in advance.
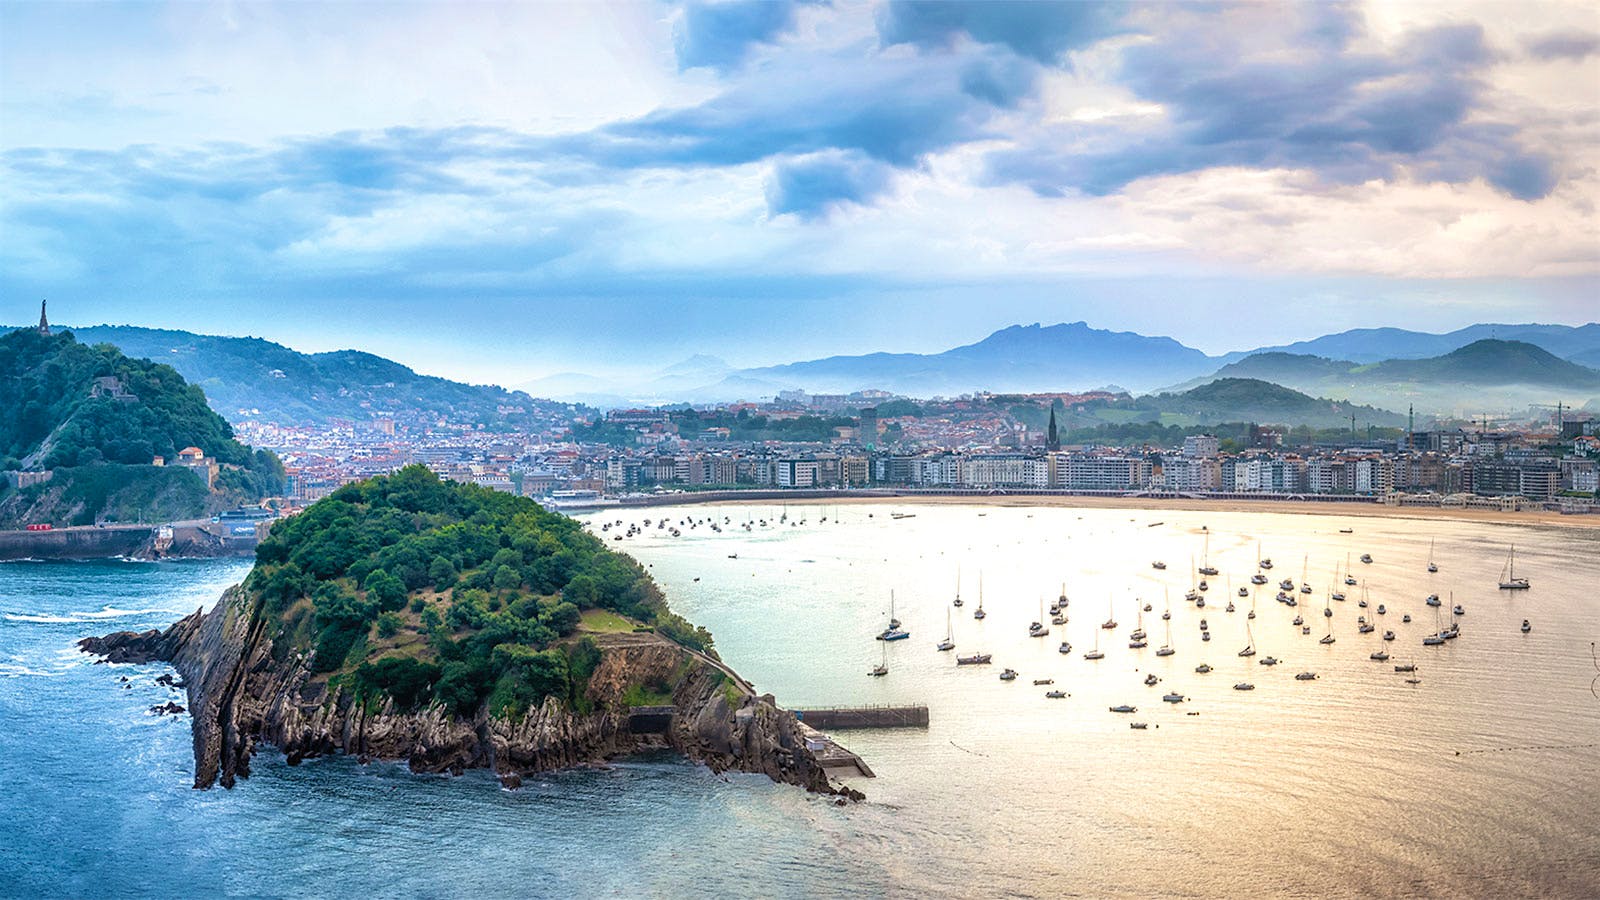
864;527;1536;724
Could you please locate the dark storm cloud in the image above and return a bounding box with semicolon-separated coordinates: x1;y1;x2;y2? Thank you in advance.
986;8;1558;201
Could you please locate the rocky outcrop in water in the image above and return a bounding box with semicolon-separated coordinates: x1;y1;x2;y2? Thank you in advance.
82;587;852;798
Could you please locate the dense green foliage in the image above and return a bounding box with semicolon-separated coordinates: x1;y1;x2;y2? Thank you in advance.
249;467;713;719
2;328;249;467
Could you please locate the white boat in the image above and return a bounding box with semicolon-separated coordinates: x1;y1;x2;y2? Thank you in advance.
1144;674;1159;686
999;668;1018;681
1499;545;1531;590
1151;561;1166;570
974;573;987;620
869;642;888;677
1198;531;1218;576
937;608;955;652
1058;641;1072;654
1156;616;1175;657
953;567;963;607
1084;627;1105;660
1521;619;1532;633
1427;539;1438;573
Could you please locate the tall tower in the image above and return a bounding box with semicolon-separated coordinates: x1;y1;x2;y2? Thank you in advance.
38;300;50;335
1046;406;1060;452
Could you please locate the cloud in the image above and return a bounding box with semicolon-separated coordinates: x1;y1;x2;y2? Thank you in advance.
765;150;895;218
675;0;805;72
876;0;1126;64
986;6;1559;201
1523;28;1600;61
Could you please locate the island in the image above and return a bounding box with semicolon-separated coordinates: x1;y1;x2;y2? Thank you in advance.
82;466;861;799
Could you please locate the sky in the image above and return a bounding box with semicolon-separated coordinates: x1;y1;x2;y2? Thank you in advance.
2;0;1597;386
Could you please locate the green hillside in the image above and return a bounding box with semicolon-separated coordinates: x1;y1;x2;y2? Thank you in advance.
1067;377;1402;430
247;466;713;719
0;326;283;526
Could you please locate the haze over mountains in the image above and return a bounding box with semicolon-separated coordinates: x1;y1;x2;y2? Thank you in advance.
14;319;1599;422
524;321;1600;411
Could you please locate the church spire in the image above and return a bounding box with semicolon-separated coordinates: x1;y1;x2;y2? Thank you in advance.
38;300;50;336
1046;406;1060;452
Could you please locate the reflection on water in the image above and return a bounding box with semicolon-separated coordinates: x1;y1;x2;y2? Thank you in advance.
596;502;1600;897
3;504;1598;897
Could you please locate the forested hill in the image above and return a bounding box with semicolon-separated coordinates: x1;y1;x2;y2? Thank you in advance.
0;326;283;526
247;466;713;719
0;327;264;468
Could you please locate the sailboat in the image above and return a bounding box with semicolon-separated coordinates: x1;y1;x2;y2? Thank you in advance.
1156;615;1176;656
1343;553;1357;586
1102;595;1118;630
1052;583;1068;625
1029;597;1050;638
868;641;888;677
1084;624;1105;660
974;573;987;620
879;591;909;641
1427;540;1438;574
953;567;963;607
1198;531;1218;576
1238;620;1256;657
1299;554;1313;594
1498;546;1530;590
937;608;955;652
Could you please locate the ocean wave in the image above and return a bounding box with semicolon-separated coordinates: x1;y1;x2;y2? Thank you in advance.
3;606;171;624
0;662;61;677
3;612;87;624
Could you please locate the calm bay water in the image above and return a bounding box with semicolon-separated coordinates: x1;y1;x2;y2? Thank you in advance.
2;503;1598;897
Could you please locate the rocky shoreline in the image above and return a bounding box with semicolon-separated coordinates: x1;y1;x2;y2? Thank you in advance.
81;586;862;801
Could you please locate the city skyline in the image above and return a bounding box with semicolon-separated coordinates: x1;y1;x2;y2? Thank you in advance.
3;1;1597;383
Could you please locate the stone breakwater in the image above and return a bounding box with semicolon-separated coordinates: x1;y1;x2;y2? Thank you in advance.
80;587;860;800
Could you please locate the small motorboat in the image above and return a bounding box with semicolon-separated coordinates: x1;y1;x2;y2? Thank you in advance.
1130;722;1149;729
999;668;1019;681
1195;663;1212;674
957;653;992;665
1360;554;1373;564
1383;630;1395;641
1110;704;1138;713
1144;674;1160;686
1162;692;1185;703
1453;604;1464;616
1402;614;1412;623
1201;632;1212;642
1426;594;1441;607
1155;645;1174;657
1199;618;1209;631
1251;574;1268;585
879;629;910;641
1234;682;1255;691
1405;677;1422;685
1058;641;1072;654
1045;690;1067;699
1422;635;1445;646
1033;678;1054;686
1237;587;1248;598
1084;649;1105;660
1521;619;1531;633
1295;671;1318;681
1152;561;1167;570
1227;602;1237;612
1258;656;1279;666
1129;639;1148;649
1395;663;1416;673
1371;650;1390;661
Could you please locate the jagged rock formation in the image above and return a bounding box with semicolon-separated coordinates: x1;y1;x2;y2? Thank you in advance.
81;587;853;798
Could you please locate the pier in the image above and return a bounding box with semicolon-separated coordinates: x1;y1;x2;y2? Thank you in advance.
793;704;930;729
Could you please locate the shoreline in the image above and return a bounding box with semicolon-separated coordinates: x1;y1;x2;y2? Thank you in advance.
590;492;1600;531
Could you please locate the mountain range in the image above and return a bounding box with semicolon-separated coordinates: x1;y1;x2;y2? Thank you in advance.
45;325;575;426
522;320;1600;410
1174;339;1600;415
14;319;1599;422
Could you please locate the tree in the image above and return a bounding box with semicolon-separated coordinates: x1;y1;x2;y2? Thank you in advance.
428;555;458;591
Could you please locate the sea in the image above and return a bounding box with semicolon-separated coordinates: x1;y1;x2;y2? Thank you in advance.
2;502;1598;898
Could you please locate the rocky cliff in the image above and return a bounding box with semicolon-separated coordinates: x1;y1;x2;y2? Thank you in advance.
81;587;859;799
